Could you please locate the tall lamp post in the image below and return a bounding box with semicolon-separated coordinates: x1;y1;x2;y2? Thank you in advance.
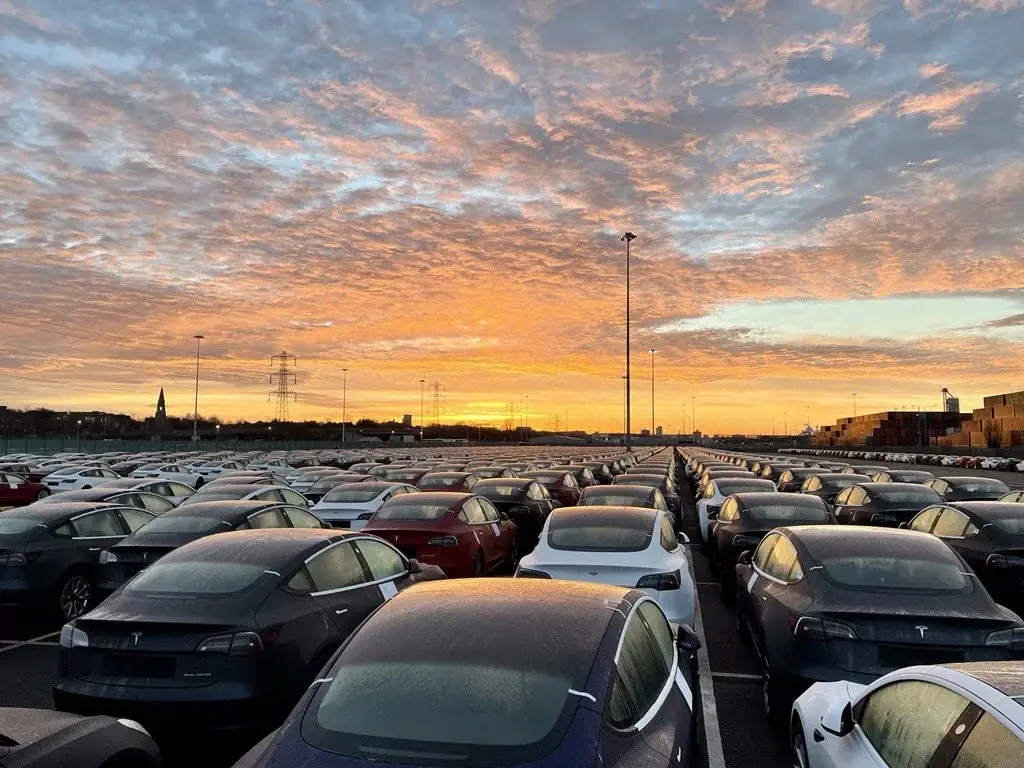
649;348;656;435
192;335;204;442
621;231;636;450
341;368;349;445
524;395;529;439
76;419;82;444
691;396;696;444
853;392;858;418
419;379;425;433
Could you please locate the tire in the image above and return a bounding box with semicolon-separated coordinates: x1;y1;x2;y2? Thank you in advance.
82;485;91;490
762;663;789;725
719;572;735;605
472;551;484;577
505;541;519;573
791;718;810;768
56;572;92;622
36;489;50;500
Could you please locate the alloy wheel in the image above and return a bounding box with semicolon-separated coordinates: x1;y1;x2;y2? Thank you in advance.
59;575;91;621
792;725;809;768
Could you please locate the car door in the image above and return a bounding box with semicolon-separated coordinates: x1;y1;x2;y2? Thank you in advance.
832;488;855;523
304;541;381;636
481;497;515;566
1;474;32;505
351;538;415;600
461;498;498;567
68;509;130;568
115;506;157;534
746;535;809;660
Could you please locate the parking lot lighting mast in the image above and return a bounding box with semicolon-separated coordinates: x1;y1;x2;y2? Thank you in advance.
649;348;655;435
621;232;636;450
192;335;204;442
853;392;857;418
419;379;425;431
341;368;349;445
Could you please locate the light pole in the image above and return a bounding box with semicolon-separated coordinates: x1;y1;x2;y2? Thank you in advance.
649;348;655;435
691;396;696;443
267;425;272;443
621;232;636;450
524;395;529;439
621;375;627;441
341;368;349;445
192;335;204;442
215;424;220;442
853;392;857;418
76;419;82;443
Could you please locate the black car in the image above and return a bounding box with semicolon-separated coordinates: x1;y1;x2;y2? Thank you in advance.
95;500;327;598
735;526;1024;721
909;501;1024;611
758;463;799;483
472;479;557;555
832;483;943;527
871;469;936;484
579;484;671;512
799;473;873;506
54;529;445;735
233;579;700;768
35;487;177;516
613;474;680;518
925;477;1012;502
580;461;616;484
841;465;887;477
181;483;308;507
470;466;519;479
0;502;157;621
708;493;834;597
0;707;160;768
776;468;828;493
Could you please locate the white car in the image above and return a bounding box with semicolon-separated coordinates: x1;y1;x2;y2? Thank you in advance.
311;482;419;529
792;662;1024;768
194;460;246;478
44;466;121;492
696;478;777;543
129;463;205;488
516;506;695;628
246;458;291;472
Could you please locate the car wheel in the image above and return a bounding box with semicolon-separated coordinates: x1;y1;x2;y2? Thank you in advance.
506;541;519;573
762;663;787;724
82;485;91;490
36;489;50;500
472;551;484;577
57;573;91;621
791;719;809;768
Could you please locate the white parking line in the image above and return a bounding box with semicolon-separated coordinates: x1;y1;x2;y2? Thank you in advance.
0;630;60;655
686;549;727;768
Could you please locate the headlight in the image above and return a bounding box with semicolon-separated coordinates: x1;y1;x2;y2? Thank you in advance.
98;550;117;564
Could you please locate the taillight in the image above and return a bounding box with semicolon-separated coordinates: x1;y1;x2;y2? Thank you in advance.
986;554;1024;569
195;631;265;655
732;534;762;549
636;570;682;590
357;513;374;520
985;628;1024;650
515;567;551;579
793;617;857;640
426;536;458;547
59;624;89;649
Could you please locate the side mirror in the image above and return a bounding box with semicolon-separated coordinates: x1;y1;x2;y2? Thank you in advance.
898;521;909;530
407;558;423;575
820;698;854;737
550;500;562;509
676;532;690;546
737;550;753;566
676;625;701;653
707;510;719;519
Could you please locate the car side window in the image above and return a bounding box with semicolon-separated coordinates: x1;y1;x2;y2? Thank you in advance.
753;533;780;571
526;483;543;501
461;499;487;524
653;491;669;511
476;499;498;522
765;536;801;582
806;477;821;491
719;498;738;522
118;508;156;533
281;489;307;506
855;681;970;768
605;609;671;730
933;509;970;538
949;712;1024;768
306;542;368;592
835;488;853;505
247;509;288;529
659;517;677;553
849;487;868;506
910;507;943;532
637;601;674;669
284;507;323;529
354;539;407;581
71;511;126;538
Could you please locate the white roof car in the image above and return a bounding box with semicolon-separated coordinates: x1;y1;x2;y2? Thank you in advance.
696;478;778;543
792;662;1024;768
44;467;121;492
129;463;205;488
516;505;695;628
311;482;420;530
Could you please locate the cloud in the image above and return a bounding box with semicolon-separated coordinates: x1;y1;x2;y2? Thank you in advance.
898;80;1000;131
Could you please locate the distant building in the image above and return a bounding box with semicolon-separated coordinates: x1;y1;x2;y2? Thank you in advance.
640;428;651;437
402;414;413;427
655;426;663;437
812;411;966;448
146;388;170;435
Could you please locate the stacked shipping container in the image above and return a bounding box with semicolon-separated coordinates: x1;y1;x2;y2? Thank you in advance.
812;410;969;448
936;390;1024;449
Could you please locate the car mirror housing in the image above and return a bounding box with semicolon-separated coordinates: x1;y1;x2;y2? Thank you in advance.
676;532;690;545
675;625;701;653
820;698;854;738
407;558;423;575
736;550;753;566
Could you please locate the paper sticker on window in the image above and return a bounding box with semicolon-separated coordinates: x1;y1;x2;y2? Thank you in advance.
491;523;500;536
379;581;398;600
746;572;758;593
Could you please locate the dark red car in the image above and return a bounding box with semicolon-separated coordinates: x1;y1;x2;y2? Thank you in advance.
0;463;48;484
0;472;51;508
520;470;582;507
363;492;516;577
416;472;480;493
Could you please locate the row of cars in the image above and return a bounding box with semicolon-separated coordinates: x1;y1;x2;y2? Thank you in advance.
2;447;709;768
685;448;1024;767
783;447;1024;472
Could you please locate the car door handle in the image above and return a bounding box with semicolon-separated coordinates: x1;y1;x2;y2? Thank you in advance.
89;547;101;552
813;729;825;743
335;609;348;615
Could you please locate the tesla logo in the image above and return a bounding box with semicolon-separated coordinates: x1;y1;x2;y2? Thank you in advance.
130;632;143;647
915;625;928;639
588;571;599;576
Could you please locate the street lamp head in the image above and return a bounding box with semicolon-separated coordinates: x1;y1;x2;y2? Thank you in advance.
621;232;637;242
649;348;655;354
194;334;205;340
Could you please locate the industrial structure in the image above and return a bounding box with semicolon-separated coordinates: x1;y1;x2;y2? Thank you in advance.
269;351;298;422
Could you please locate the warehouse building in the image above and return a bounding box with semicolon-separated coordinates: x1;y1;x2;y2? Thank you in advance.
812;410;968;448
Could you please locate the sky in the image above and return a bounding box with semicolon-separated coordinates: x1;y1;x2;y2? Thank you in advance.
1;0;1023;435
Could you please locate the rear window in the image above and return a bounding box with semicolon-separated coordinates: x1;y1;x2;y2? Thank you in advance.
582;494;648;507
746;503;829;523
715;480;774;495
0;518;45;535
323;487;383;503
821;556;967;592
871;488;941;504
955;481;1009;494
125;562;268;595
191;490;247;502
548;518;653;552
137;516;224;534
376;502;452;521
531;474;562;484
421;476;466;488
477;485;527;497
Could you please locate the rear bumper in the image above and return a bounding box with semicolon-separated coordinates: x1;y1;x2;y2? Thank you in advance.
0;573;50;607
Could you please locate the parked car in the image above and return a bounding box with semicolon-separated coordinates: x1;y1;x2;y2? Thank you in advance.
613;473;681;519
470;466;519;479
579;483;670;511
735;526;1024;722
129;463;205;488
908;501;1024;612
311;482;419;530
1000;491;1024;504
89;477;197;506
548;464;600;488
696;478;777;544
95;500;327;599
180;483;309;507
232;579;700;768
832;483;943;527
54;529;445;735
791;661;1024;768
0;473;51;508
416;472;480;493
777;468;829;493
34;488;176;515
925;476;1012;502
363;492;517;578
522;470;583;508
0;707;160;768
0;502;156;621
44;467;122;493
0;462;48;484
517;506;695;627
870;469;936;484
472;479;557;555
840;465;887;477
799;474;873;507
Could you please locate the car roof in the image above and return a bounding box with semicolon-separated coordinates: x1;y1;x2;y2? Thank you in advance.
474;478;533;488
942;476;1009;485
942;662;1024;702
420;472;474;478
162;528;351;564
734;492;824;508
387;491;472;504
550;505;659;526
161;499;292;519
0;501;122;522
586;484;654;495
786;525;951;559
946;502;1024;519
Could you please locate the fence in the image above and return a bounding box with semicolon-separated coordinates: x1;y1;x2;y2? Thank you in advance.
0;438;352;456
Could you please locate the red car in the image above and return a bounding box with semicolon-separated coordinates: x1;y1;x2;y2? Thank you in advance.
416;472;480;493
0;463;48;484
520;470;581;507
363;492;516;577
0;472;51;508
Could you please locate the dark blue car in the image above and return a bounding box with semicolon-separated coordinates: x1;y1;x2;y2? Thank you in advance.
234;578;700;768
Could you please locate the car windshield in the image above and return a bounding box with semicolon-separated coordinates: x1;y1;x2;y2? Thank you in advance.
136;516;224;534
322;488;382;503
746;503;829;523
476;485;526;497
0;518;45;535
871;488;941;504
124;561;268;595
421;477;466;487
375;502;452;521
820;555;966;592
530;474;563;484
548;518;653;552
